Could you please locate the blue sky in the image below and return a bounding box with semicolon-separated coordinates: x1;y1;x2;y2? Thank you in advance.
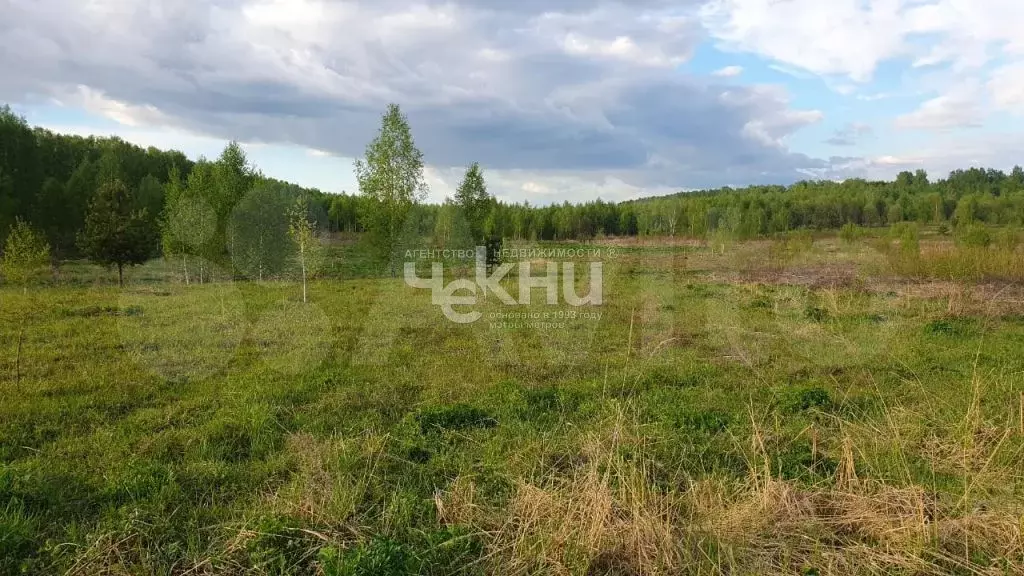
3;0;1024;204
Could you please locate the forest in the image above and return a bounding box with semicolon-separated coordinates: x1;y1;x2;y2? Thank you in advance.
2;103;1023;272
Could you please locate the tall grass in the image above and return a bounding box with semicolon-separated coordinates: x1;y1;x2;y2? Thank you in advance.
880;241;1024;282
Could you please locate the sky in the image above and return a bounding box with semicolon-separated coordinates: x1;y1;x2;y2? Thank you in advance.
2;0;1024;205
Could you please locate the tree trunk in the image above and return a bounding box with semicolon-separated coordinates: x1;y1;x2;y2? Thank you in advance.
118;263;124;287
15;317;24;389
183;255;190;285
301;253;308;304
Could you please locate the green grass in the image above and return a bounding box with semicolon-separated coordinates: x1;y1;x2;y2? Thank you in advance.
1;235;1023;574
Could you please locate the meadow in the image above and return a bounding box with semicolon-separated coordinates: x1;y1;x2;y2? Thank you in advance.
2;229;1024;575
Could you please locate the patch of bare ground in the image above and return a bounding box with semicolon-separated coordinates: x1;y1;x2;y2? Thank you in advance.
708;264;862;289
693;248;1024;316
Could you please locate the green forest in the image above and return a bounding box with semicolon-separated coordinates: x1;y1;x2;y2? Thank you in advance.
2;102;1023;274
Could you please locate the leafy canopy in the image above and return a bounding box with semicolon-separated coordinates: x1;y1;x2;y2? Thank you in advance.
1;217;49;286
355;103;428;267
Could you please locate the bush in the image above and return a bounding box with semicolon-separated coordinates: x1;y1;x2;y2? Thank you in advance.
893;222;920;255
956;225;992;248
1;218;50;287
839;223;860;243
789;229;815;252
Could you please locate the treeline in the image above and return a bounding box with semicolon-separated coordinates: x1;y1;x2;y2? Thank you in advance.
344;167;1024;244
0;106;335;263
0;106;191;258
5;102;1024;270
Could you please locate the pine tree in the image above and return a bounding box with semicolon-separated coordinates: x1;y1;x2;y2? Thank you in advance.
454;162;492;244
78;179;158;286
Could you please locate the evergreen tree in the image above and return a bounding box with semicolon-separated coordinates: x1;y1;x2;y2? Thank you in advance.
454;162;491;244
78;179;158;286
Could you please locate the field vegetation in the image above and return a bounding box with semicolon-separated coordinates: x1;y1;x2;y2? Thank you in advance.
2;102;1024;575
2;232;1024;575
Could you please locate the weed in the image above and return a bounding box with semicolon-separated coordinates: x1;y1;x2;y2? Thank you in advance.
783;387;833;413
416;405;498;434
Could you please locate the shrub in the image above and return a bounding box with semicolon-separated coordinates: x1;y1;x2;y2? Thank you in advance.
956;225;992;248
839;223;860;243
1;218;50;288
895;223;920;256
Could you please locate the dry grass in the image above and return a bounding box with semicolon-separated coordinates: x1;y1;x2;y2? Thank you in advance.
882;242;1024;283
268;432;387;528
436;410;685;575
433;406;1024;576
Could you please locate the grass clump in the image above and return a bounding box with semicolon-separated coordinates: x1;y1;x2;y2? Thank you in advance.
415;405;498;434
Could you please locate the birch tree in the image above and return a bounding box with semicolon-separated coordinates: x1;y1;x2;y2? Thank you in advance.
289;197;324;303
355;104;428;275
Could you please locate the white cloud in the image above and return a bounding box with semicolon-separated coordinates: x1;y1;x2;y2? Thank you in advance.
712;65;743;77
894;81;985;130
0;0;838;203
58;86;170;128
701;0;1024;82
536;8;698;67
988;62;1024;114
561;33;686;66
875;132;1024;177
857;92;894;102
742;109;823;147
721;84;824;147
700;0;908;82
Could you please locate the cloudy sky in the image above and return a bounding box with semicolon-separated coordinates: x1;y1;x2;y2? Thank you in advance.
2;0;1023;204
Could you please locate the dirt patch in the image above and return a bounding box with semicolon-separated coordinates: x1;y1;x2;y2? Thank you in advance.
707;263;861;289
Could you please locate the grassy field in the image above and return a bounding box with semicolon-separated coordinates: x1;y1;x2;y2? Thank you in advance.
2;231;1024;575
